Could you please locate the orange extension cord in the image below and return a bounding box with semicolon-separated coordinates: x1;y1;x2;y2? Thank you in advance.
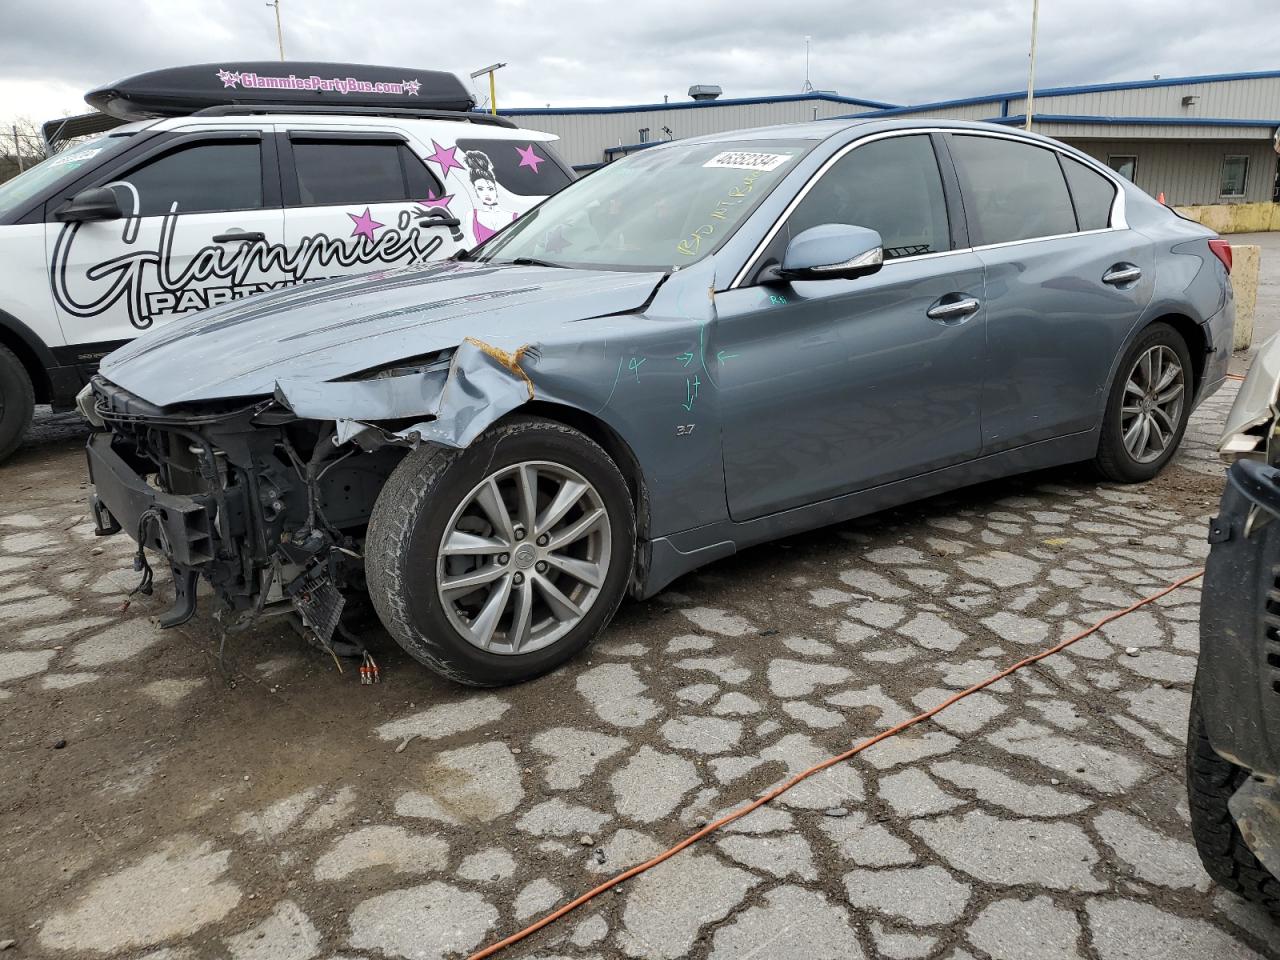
468;568;1207;958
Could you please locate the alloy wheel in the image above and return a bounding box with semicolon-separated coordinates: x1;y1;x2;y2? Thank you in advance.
436;460;612;655
1121;344;1186;464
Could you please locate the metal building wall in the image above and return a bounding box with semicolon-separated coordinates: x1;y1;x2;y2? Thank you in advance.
1063;138;1278;206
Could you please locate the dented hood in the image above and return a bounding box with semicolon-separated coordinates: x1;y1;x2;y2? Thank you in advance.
98;261;665;407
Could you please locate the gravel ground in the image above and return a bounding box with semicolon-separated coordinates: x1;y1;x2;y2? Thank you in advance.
2;372;1278;959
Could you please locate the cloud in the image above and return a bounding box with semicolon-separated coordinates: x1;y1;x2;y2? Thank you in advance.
3;0;1277;122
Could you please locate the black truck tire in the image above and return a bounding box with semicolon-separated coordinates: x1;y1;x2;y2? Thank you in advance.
0;344;35;464
1186;678;1280;919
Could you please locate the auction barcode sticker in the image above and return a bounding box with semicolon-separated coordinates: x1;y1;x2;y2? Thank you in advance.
703;151;793;171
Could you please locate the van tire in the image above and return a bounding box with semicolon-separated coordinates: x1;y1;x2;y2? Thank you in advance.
0;344;34;464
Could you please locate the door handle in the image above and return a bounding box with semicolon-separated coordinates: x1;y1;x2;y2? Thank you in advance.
420;216;461;228
927;295;981;323
211;230;266;243
1102;264;1142;285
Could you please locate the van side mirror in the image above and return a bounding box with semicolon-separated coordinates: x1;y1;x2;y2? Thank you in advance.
55;187;123;223
763;223;884;283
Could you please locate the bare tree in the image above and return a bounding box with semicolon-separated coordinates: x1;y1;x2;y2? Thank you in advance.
0;117;50;183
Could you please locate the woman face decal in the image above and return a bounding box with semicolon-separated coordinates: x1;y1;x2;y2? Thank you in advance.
475;177;498;208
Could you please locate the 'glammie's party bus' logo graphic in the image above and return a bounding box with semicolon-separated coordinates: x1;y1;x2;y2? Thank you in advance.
215;69;421;96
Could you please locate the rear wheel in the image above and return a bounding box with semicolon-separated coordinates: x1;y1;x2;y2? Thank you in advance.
1094;322;1193;482
0;344;35;464
1186;677;1280;918
365;417;635;686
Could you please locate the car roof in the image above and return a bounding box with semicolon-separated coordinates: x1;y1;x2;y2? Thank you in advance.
673;115;1074;149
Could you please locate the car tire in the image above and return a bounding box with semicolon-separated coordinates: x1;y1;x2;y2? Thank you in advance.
1094;322;1194;483
1186;676;1280;919
365;416;635;686
0;344;34;464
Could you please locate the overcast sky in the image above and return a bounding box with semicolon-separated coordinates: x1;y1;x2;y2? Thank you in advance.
4;0;1279;124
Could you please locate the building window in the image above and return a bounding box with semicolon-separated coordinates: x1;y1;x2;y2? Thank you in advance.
1220;155;1249;198
1107;155;1137;181
638;127;650;143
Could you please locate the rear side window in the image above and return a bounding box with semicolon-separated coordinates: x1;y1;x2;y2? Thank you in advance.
291;140;443;206
119;141;263;216
949;135;1076;245
1061;156;1116;231
456;138;573;197
756;134;950;276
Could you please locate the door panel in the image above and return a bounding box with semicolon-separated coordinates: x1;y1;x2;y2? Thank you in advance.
715;252;987;521
976;232;1154;450
49;136;286;346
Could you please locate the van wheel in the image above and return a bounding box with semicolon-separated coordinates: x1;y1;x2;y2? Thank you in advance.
1186;677;1280;918
1094;322;1193;483
365;417;635;686
0;345;34;463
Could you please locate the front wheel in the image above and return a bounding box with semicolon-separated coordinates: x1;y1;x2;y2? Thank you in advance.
0;344;34;464
1094;322;1193;483
365;417;636;686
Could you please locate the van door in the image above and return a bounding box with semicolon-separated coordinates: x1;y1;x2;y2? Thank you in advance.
277;131;467;282
48;131;287;351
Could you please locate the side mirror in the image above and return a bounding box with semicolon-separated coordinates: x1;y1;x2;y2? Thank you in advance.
54;186;123;223
766;224;884;282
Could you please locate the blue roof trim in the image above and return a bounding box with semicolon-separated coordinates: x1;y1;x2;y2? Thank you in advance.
844;68;1280;120
500;91;898;117
989;113;1280;128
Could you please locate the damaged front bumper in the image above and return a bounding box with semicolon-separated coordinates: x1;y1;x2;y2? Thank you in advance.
1200;458;1280;873
85;376;392;643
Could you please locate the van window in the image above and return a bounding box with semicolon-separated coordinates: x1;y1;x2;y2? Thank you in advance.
119;141;263;217
949;135;1076;245
456;138;573;197
1061;156;1116;231
291;141;444;206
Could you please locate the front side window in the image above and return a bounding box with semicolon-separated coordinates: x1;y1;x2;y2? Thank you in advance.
477;138;813;271
1061;156;1117;231
753;134;950;278
2;133;135;218
117;141;263;217
949;135;1076;246
291;141;442;206
1108;155;1137;181
1220;156;1249;198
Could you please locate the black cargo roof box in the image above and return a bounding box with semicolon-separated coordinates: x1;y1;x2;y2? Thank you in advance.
86;62;478;120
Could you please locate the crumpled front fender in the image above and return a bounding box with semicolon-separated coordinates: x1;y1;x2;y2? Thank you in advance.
275;336;539;450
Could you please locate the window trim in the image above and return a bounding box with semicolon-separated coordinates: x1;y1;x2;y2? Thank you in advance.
1107;154;1139;181
730;127;1129;290
1219;154;1249;199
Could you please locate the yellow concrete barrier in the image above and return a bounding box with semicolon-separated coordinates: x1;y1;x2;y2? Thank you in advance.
1231;244;1260;350
1173;202;1280;234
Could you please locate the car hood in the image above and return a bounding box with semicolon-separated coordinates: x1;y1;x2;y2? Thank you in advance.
99;261;665;407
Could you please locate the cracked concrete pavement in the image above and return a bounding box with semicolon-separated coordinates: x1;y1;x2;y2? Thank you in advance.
3;367;1280;958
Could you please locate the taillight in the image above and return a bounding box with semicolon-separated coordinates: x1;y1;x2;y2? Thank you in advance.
1208;238;1233;274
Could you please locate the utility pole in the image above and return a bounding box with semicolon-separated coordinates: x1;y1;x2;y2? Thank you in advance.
1024;0;1040;131
12;126;23;172
470;63;507;115
266;0;285;61
802;36;813;93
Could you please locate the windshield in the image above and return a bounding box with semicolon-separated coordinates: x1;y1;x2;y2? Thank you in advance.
0;133;134;217
477;139;813;271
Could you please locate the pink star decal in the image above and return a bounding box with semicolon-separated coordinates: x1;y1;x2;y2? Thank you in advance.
348;207;384;242
216;69;241;89
516;144;545;173
426;140;464;177
417;191;453;212
404;79;421;96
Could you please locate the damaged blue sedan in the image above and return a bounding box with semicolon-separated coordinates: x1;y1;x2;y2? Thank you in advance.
83;118;1234;685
